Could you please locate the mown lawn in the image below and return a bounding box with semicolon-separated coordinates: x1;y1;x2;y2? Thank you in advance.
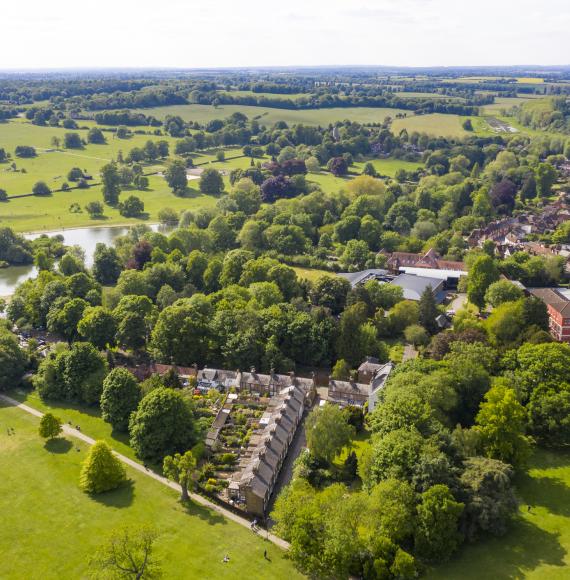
292;266;333;282
0;400;303;580
428;448;570;579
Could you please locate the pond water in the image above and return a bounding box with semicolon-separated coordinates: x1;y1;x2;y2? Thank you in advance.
0;224;166;296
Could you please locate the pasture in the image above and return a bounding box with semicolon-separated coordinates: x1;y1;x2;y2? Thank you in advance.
428;448;570;579
130;104;409;127
481;96;540;115
0;400;301;580
391;113;491;138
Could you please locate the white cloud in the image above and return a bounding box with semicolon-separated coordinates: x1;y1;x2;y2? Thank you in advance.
0;0;568;69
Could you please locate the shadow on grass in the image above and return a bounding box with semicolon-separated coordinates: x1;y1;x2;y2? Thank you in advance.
182;499;227;526
44;437;72;454
91;479;135;509
517;472;570;517
428;517;566;579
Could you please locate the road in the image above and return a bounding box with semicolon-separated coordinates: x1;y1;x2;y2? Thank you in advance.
0;394;289;550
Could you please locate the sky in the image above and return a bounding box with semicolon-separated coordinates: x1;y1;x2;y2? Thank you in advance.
1;0;569;70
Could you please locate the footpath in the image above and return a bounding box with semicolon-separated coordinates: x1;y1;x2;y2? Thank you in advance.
0;393;289;550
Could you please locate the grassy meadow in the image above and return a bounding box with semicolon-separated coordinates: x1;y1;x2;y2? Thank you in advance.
0;401;302;580
391;113;492;138
131;104;409;127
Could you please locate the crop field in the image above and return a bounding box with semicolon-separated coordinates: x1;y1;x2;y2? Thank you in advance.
428;448;570;580
0;400;301;580
391;113;491;138
130;104;410;127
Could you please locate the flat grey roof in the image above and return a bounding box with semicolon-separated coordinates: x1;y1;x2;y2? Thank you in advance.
337;269;390;287
390;273;444;301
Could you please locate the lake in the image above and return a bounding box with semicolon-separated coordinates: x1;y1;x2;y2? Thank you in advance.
0;224;165;296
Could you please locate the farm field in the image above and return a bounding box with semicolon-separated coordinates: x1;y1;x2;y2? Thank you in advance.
391;113;491;138
130;104;410;127
0;401;301;580
428;448;570;580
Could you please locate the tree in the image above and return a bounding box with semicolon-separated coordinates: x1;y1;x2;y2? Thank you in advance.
340;239;370;271
404;324;429;346
419;286;438;334
164;160;187;193
467;255;499;310
85;201;104;219
157;207;179;225
462;119;473;131
64;132;83;149
101;163;121;205
119;196;145;218
459;457;518;541
527;385;570;448
485;299;525;347
32;181;51;196
78;307;117;349
305;404;354;464
309;275;350;315
150;298;212;366
328;156;348;176
38;413;62;440
535;163;557;197
89;525;161;580
129;387;196;462
414;484;464;562
163;451;196;501
484;280;524;307
87;127;106;144
93;244;122;285
475;384;532;468
101;368;142;432
80;440;126;494
331;358;351;380
362;162;377;177
0;325;28;391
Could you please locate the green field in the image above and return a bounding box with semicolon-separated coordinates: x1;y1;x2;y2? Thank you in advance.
219;90;311;100
0;121;266;232
352;158;424;177
391;113;491;138
292;266;333;282
131;104;409;127
428;448;570;579
394;92;465;101
0;400;302;579
481;96;547;115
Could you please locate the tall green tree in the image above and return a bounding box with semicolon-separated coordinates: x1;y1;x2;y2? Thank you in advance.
414;484;464;562
163;451;197;501
80;440;126;493
38;413;63;440
475;383;532;468
305;404;354;464
467;255;499;310
100;368;142;431
100;162;121;205
419;286;439;334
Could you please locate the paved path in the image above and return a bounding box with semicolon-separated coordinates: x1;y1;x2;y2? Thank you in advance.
0;394;289;550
